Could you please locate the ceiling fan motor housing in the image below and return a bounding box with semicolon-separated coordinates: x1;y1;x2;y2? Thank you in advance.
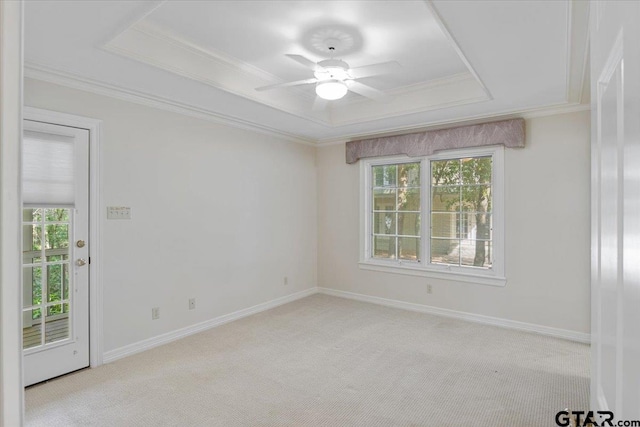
315;59;351;81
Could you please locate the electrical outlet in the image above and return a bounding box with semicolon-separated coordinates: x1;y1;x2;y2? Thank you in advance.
284;276;288;286
152;307;160;320
189;298;196;310
427;284;433;294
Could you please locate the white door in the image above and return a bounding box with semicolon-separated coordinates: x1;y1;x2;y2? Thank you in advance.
22;120;90;386
591;0;640;419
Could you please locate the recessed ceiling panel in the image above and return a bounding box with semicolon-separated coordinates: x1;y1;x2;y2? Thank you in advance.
103;0;489;126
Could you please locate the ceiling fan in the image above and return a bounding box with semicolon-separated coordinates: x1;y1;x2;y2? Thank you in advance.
255;52;401;104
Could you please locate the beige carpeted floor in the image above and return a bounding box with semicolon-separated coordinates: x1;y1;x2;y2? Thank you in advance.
26;294;589;426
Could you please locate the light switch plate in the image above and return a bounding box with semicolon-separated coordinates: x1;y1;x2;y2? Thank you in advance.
107;206;132;220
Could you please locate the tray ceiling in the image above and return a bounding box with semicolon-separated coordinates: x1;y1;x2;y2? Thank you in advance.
23;1;589;143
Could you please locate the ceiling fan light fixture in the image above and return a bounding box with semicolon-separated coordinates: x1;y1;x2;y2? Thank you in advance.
316;79;348;100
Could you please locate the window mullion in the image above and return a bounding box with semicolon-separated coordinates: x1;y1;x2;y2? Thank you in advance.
423;158;429;267
395;165;399;261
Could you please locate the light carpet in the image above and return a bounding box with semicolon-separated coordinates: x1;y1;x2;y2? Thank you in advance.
26;294;589;426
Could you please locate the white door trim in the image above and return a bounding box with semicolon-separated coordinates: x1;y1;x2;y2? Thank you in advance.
24;106;104;367
0;0;25;425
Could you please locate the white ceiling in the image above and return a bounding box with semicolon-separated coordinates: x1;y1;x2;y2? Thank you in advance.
24;0;589;144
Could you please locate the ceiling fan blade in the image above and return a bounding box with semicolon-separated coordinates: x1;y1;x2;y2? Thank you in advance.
349;61;401;79
285;54;319;71
312;97;328;111
347;80;391;102
255;78;317;92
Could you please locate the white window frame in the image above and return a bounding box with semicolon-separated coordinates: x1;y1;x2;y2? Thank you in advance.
359;146;506;287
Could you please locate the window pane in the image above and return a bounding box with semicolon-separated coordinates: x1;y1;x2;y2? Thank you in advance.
431;212;456;238
431;187;459;212
373;236;396;259
431;239;459;265
372;165;396;187
370;162;421;264
431;160;460;185
461;185;491;212
430;155;492;270
373;189;396;211
460;240;492;268
398;188;420;211
399;163;420;187
458;213;492;240
373;212;395;235
398;213;420;236
461;157;492;184
399;237;420;261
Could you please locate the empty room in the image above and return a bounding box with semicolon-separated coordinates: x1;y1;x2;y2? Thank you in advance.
1;1;640;426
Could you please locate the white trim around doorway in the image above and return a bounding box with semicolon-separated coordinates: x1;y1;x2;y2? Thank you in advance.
24;106;104;367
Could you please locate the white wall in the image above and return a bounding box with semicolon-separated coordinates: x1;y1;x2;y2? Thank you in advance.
317;111;591;334
24;78;317;353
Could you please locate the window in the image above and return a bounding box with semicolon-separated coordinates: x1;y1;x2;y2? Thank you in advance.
361;147;505;286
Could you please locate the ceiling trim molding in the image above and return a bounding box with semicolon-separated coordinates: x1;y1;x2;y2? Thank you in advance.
426;0;492;103
566;0;590;104
24;63;316;146
96;0;166;47
315;102;591;147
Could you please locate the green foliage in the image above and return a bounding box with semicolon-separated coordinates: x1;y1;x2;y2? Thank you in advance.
26;208;70;318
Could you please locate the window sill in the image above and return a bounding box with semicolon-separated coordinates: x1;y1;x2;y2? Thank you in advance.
358;261;507;287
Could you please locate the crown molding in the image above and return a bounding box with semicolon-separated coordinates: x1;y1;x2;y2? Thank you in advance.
24;63;316;146
316;102;590;147
25;62;589;150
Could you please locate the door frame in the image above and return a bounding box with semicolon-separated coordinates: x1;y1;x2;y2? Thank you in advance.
24;106;103;368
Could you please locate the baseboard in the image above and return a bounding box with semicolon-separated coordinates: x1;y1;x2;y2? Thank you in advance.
318;287;591;344
104;286;589;364
103;288;317;364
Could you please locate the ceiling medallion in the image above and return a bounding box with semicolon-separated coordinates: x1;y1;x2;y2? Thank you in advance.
302;25;363;57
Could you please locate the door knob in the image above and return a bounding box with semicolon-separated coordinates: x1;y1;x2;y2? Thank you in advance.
76;258;87;266
76;240;85;248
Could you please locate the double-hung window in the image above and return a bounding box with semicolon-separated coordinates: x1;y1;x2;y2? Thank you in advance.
361;146;505;286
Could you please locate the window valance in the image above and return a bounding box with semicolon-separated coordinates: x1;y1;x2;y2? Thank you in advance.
345;118;525;164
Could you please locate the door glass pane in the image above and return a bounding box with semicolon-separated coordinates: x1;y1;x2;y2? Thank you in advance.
45;304;70;344
47;264;64;303
45;208;70;222
45;224;69;249
23;266;42;308
23;309;43;350
22;207;72;351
